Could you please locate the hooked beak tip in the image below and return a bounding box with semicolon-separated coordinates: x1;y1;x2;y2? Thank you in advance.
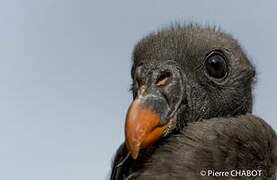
125;99;161;159
127;143;140;159
125;98;175;159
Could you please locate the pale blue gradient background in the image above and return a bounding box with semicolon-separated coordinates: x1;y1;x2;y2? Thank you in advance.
1;0;276;179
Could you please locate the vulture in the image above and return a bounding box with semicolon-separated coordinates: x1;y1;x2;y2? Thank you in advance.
109;24;277;180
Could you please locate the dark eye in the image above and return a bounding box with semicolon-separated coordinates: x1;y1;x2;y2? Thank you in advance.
205;52;228;78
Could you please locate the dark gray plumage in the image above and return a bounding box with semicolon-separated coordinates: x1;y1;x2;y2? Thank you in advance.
110;24;277;180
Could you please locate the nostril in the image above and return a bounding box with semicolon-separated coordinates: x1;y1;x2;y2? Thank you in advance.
156;71;171;86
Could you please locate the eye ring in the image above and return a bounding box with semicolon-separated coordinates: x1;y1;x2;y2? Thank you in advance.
205;50;228;79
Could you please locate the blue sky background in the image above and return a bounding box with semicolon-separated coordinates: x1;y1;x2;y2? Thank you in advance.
1;0;276;179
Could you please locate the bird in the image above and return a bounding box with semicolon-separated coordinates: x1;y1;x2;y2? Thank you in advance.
109;24;277;180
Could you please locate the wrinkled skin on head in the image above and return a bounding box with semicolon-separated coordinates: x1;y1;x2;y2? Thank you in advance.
131;25;255;130
123;25;256;159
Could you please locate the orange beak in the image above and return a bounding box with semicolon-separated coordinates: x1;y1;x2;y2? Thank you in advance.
125;98;174;159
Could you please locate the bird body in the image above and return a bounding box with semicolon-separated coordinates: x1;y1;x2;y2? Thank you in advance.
110;24;277;180
111;114;276;179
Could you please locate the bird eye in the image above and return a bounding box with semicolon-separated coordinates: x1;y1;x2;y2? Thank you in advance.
205;52;228;78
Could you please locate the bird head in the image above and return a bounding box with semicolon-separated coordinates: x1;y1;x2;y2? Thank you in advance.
125;25;256;159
